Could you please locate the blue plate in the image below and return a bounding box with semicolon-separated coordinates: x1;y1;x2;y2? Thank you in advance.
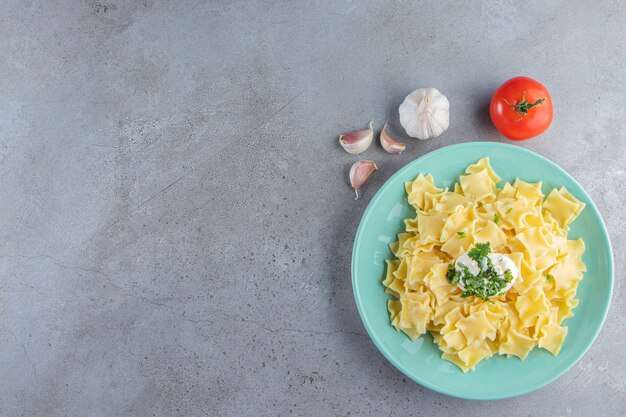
351;142;613;399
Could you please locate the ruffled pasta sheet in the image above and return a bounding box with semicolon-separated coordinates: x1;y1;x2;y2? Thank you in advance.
384;157;586;372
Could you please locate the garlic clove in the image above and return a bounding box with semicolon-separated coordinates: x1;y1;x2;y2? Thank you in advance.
380;122;406;154
349;160;378;200
339;121;374;154
399;88;450;140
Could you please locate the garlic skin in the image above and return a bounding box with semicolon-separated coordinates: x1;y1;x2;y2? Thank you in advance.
399;88;450;140
380;122;406;154
339;122;374;154
349;160;377;200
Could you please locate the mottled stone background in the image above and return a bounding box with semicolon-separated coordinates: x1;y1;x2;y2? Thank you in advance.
0;1;624;416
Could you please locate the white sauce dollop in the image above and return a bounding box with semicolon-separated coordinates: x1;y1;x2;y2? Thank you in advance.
454;251;519;294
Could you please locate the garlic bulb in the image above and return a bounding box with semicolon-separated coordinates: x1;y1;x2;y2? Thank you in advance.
380;122;406;154
399;88;449;140
339;122;374;154
349;160;377;200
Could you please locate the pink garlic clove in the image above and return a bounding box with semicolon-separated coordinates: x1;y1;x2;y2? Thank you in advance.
349;160;378;200
380;122;406;154
339;122;374;154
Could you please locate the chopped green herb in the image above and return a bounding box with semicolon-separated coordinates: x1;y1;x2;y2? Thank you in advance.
447;263;460;284
544;274;553;283
505;270;514;283
468;242;490;262
493;214;500;224
457;231;466;238
506;207;513;214
447;264;456;281
447;242;513;301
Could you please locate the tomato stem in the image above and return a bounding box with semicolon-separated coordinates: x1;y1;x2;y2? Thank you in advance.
503;92;546;120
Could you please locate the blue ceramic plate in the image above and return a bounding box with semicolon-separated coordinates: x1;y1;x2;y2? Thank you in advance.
351;142;613;400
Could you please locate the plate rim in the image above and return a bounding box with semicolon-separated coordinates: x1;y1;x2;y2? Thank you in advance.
351;141;614;400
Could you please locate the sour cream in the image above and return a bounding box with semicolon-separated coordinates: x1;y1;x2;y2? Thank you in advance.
454;250;519;294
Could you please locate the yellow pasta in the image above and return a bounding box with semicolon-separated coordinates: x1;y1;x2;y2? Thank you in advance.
384;157;586;372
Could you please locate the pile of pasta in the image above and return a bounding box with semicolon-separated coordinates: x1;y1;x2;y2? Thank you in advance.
384;157;586;372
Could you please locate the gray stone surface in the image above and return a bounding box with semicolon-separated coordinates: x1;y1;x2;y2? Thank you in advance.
0;0;624;416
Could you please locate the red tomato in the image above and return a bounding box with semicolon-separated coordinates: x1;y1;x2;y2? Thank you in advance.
489;76;553;141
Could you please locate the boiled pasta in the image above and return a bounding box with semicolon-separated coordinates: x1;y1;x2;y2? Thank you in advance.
384;157;586;372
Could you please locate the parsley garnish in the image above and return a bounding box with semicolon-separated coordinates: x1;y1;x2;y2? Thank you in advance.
447;242;514;301
544;274;553;283
493;214;500;224
506;207;513;214
468;242;490;262
457;231;466;238
447;263;460;284
505;269;514;283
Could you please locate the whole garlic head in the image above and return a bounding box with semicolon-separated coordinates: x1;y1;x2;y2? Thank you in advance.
399;88;450;140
